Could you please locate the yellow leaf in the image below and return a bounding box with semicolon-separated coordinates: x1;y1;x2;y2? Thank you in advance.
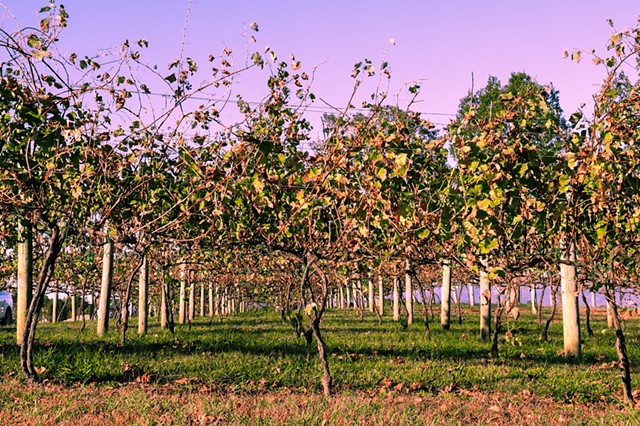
394;153;408;168
305;303;316;315
303;167;319;182
252;178;265;193
477;199;491;212
376;167;388;181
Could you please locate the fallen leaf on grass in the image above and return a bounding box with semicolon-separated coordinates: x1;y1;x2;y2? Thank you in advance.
441;383;456;394
135;372;152;384
410;381;422;391
174;377;189;385
521;389;532;398
458;388;481;398
34;366;47;375
597;361;618;370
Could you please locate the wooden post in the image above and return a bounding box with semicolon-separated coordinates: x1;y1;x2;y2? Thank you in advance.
137;255;148;334
179;265;186;324
200;282;205;317
51;289;58;323
393;277;400;321
208;282;214;319
97;238;113;337
214;284;220;317
479;259;491;342
160;268;168;329
405;259;413;326
378;275;384;316
441;260;452;330
345;284;351;309
17;219;33;345
352;280;358;311
189;275;195;322
368;273;374;313
71;292;76;321
561;242;581;360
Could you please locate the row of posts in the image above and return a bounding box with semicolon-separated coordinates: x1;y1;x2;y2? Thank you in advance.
14;226;614;361
89;243;246;338
322;257;614;357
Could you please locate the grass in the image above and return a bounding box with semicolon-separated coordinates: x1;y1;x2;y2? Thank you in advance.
0;305;638;424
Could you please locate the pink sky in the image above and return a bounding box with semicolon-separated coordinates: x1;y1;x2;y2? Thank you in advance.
3;1;639;131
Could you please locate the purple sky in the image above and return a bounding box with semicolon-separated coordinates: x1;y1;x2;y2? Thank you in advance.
3;1;640;132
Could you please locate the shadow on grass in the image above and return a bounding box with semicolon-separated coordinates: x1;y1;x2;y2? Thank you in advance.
0;309;632;389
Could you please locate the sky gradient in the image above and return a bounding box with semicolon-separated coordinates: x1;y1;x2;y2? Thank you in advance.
3;1;640;130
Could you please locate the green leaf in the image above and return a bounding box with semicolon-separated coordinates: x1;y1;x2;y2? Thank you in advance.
596;221;607;240
519;163;528;177
479;237;498;254
417;228;431;239
27;34;40;48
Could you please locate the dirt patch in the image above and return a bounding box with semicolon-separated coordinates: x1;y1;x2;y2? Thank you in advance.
0;380;635;425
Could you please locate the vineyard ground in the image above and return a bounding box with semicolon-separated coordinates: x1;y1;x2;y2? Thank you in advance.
0;307;638;425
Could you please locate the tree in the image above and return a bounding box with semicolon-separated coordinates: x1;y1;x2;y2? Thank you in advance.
449;72;567;342
566;24;640;400
0;4;117;379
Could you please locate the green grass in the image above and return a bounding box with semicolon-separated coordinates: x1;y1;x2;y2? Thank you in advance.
0;306;636;404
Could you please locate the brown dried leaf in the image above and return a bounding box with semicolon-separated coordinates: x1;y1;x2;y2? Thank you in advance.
174;377;189;385
441;383;456;394
135;372;152;384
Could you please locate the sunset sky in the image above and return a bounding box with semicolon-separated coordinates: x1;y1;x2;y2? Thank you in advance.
3;1;640;132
